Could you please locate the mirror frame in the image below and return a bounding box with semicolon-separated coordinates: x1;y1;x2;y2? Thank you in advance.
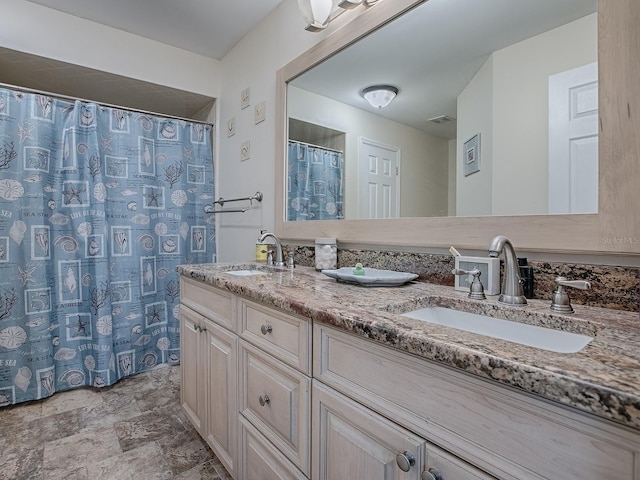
275;0;640;255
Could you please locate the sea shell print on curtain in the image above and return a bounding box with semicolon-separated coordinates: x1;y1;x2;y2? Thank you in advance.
0;87;215;406
287;141;344;221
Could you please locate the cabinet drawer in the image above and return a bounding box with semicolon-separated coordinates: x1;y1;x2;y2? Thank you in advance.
314;323;639;480
239;340;310;475
180;277;235;331
239;299;310;374
239;415;308;480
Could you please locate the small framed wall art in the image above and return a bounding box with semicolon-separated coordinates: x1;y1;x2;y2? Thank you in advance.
240;140;250;161
240;88;251;109
227;117;236;137
463;133;480;176
255;101;266;124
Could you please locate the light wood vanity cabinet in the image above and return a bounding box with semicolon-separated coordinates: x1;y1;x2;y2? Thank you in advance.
315;323;640;480
180;277;640;480
180;278;311;480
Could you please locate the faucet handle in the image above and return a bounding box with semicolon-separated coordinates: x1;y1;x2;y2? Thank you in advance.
452;268;486;300
550;276;591;313
287;251;295;268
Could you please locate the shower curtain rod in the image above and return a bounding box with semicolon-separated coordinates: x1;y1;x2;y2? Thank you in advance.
289;139;344;154
0;81;214;126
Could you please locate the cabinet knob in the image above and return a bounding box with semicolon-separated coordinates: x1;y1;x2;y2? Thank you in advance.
396;451;416;472
194;325;201;333
422;468;443;480
260;323;273;335
259;394;270;406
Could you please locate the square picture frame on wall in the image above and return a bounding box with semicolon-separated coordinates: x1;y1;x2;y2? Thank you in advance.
463;133;480;176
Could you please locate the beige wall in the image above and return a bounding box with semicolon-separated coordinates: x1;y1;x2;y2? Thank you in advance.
457;56;494;216
217;0;356;262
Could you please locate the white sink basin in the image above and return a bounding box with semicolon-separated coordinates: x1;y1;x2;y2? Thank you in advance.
401;307;593;353
225;269;266;276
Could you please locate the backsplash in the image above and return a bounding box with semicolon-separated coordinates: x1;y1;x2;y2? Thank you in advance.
287;246;639;312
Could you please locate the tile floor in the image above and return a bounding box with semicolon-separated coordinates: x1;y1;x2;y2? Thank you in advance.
0;364;232;480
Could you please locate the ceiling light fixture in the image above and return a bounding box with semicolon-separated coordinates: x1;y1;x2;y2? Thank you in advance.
361;85;398;109
298;0;382;32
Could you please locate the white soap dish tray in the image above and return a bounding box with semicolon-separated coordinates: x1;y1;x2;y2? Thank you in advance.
321;267;418;287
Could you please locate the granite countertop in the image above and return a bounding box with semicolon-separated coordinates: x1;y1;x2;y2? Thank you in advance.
177;263;640;431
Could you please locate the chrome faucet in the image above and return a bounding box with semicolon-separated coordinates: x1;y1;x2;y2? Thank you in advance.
258;232;285;267
488;235;527;305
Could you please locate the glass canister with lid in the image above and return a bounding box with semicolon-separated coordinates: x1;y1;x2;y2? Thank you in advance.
315;237;337;270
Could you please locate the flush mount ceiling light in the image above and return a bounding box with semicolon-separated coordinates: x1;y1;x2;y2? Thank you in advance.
361;85;399;109
298;0;382;31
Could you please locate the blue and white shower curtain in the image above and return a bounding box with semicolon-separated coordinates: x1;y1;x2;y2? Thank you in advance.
287;141;344;221
0;87;214;406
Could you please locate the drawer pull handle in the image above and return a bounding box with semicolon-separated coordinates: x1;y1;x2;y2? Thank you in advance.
260;323;273;335
422;468;443;480
259;394;270;406
396;451;416;472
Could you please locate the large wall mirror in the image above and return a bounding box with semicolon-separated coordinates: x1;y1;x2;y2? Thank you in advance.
275;0;639;255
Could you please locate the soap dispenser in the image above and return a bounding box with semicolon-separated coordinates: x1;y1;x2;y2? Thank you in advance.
255;230;268;262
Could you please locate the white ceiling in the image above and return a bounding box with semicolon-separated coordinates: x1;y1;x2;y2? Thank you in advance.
23;0;284;60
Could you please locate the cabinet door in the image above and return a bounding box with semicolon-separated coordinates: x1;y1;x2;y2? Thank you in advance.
203;317;238;478
424;443;495;480
313;381;425;480
180;304;205;433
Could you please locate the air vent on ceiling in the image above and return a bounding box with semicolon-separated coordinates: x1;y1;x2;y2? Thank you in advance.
428;115;456;124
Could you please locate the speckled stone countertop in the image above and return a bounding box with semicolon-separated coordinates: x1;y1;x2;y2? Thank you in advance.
177;263;640;431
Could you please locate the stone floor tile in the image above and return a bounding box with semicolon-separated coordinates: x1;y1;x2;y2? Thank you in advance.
113;404;187;452
0;365;230;480
134;380;180;413
174;459;222;480
0;446;44;480
158;430;214;475
46;466;89;480
122;441;173;479
76;394;142;430
3;408;83;456
41;387;102;417
43;425;123;477
0;399;43;427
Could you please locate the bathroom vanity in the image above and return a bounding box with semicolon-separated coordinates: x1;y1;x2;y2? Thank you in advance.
178;264;640;480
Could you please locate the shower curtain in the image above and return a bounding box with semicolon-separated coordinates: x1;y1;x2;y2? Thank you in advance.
287;140;344;221
0;87;214;406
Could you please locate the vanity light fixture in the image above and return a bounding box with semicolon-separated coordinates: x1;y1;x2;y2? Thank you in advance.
298;0;382;31
361;85;398;109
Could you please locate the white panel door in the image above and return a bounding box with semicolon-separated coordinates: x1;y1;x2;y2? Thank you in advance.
548;62;598;214
358;138;400;219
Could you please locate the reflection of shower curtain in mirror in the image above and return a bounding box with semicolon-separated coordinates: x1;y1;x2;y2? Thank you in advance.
287;141;344;221
0;86;214;406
